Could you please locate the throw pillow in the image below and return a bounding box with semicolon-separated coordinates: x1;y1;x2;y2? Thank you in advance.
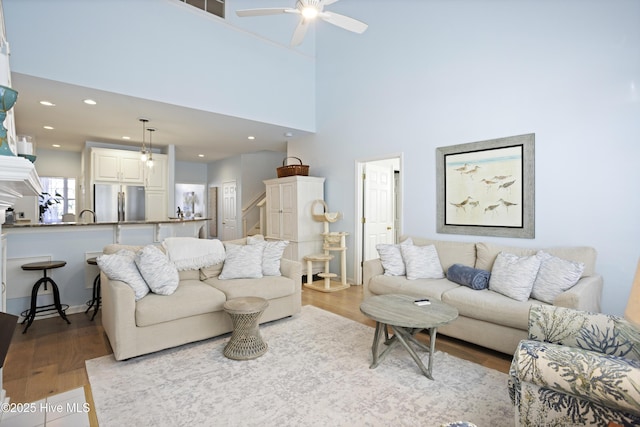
247;234;265;244
376;237;413;276
531;250;585;303
135;245;180;295
489;252;541;302
96;249;149;301
219;243;265;280
400;244;444;280
261;240;289;276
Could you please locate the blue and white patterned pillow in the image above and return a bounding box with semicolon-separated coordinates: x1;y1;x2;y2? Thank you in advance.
530;250;585;303
97;249;149;300
489;252;541;301
135;245;179;295
400;244;444;280
219;243;265;280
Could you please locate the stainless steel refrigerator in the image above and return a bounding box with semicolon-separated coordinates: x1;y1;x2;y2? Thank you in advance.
94;184;146;222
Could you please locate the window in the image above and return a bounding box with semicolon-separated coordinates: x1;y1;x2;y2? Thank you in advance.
179;0;224;18
39;177;76;223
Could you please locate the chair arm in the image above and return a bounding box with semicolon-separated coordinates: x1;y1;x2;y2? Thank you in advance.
511;340;640;417
363;258;384;296
528;305;640;360
280;258;302;285
553;274;603;311
100;273;138;360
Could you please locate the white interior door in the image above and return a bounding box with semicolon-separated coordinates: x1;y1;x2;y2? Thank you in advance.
363;161;395;261
222;181;237;240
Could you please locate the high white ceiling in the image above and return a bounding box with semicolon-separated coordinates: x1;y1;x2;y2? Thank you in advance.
10;73;312;163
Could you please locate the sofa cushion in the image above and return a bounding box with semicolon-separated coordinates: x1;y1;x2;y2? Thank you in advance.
205;275;296;300
219;243;264;279
442;286;544;330
199;262;224;280
400;244;444;280
405;236;476;272
475;242;597;277
135;245;179;295
97;249;149;301
489;252;541;302
135;279;227;327
367;275;459;300
376;237;413;276
248;238;289;276
531;250;585;304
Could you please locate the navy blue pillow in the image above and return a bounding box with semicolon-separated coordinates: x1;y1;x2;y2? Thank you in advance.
447;264;491;290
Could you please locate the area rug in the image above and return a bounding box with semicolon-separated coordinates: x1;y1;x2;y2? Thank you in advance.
86;306;515;426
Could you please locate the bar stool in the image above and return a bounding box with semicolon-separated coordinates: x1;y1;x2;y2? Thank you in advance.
20;260;71;333
85;257;101;321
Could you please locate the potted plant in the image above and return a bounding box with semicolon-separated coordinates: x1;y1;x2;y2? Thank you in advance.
39;192;63;222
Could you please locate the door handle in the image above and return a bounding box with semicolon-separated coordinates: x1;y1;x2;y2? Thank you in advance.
386;226;392;230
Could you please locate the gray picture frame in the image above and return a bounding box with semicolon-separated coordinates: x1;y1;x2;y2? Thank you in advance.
436;133;535;238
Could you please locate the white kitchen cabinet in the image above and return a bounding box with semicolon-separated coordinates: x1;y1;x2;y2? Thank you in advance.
146;190;167;221
144;154;167;191
264;176;325;266
92;148;144;184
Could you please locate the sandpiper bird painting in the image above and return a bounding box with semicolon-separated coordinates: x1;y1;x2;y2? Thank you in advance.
498;198;518;211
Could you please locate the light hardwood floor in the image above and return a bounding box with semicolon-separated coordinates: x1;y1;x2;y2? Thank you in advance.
3;285;513;425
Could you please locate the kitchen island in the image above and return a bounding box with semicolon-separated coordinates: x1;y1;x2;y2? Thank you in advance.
3;218;210;320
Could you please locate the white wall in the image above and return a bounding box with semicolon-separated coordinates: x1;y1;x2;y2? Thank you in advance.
289;0;640;316
3;0;316;131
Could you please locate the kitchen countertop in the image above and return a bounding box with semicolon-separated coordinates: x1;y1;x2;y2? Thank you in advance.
4;218;210;228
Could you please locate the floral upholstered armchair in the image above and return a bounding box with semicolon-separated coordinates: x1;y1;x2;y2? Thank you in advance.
509;304;640;426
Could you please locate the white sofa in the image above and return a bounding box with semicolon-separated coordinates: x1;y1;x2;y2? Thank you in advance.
363;236;603;355
101;238;301;360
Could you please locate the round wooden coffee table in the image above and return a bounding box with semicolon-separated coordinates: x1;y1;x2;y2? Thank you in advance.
360;294;458;379
223;297;269;360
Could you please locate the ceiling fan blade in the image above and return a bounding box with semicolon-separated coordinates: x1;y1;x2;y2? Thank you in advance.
322;0;340;5
320;11;368;34
236;8;296;17
290;18;310;46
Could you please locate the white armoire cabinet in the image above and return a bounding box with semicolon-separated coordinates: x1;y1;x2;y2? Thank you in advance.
264;176;325;268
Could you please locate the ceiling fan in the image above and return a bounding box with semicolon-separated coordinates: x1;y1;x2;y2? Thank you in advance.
236;0;368;46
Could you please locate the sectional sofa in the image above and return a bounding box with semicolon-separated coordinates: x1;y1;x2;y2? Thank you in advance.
363;236;603;354
100;237;301;360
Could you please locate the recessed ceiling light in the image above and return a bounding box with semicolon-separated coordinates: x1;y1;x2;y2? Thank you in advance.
248;136;255;140
122;136;131;140
198;154;204;158
83;99;97;105
39;101;55;107
43;125;54;130
52;144;61;148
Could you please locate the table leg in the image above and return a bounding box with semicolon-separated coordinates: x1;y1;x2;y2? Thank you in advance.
390;325;434;380
370;322;400;369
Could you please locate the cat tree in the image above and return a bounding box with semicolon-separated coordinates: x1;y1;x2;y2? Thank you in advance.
303;200;350;293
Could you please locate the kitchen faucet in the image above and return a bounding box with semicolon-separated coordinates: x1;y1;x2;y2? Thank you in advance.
79;209;97;223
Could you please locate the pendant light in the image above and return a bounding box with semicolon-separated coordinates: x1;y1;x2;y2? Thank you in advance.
146;127;155;169
139;118;149;162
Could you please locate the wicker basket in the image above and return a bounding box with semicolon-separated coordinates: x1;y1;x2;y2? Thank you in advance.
276;157;309;178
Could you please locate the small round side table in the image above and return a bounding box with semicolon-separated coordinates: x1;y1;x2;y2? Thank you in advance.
84;257;101;321
20;260;71;333
223;297;269;360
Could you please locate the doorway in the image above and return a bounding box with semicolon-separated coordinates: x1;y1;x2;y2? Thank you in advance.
222;180;237;240
354;155;402;285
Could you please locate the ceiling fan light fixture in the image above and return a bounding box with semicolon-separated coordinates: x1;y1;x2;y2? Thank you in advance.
301;6;318;19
